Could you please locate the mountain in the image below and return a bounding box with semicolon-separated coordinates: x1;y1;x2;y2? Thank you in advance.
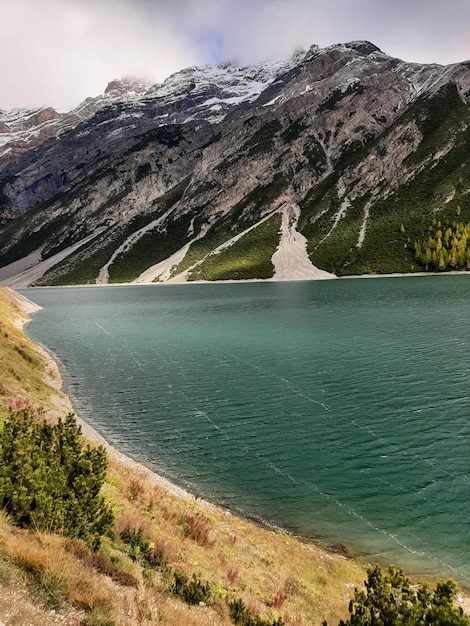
0;41;469;287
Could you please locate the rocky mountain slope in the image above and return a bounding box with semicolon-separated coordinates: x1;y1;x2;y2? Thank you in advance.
0;40;469;286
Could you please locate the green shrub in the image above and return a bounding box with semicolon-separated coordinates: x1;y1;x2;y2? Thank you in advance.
0;409;114;549
229;598;285;626
168;571;212;605
332;565;469;626
119;523;163;566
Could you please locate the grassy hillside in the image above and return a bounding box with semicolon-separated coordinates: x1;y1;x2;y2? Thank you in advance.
0;286;466;625
0;290;54;421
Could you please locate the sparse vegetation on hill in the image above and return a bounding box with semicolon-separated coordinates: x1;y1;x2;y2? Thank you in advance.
298;84;470;277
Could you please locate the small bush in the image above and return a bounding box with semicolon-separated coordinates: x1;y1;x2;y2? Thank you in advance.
271;591;287;610
88;553;138;587
126;475;146;502
64;539;138;587
227;566;239;585
117;515;165;569
119;520;151;558
229;598;285;626
333;565;470;626
168;571;212;605
0;409;114;549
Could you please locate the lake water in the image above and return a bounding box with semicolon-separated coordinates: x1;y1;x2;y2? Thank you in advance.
20;276;470;585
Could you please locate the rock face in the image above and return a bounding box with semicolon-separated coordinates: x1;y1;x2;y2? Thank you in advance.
0;41;469;286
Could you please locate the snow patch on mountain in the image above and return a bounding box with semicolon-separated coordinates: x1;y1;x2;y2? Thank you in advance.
3;42;464;165
142;54;306;124
0;51;309;158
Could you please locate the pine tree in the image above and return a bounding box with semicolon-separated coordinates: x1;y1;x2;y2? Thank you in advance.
438;249;446;270
415;216;470;272
0;409;114;549
331;565;470;626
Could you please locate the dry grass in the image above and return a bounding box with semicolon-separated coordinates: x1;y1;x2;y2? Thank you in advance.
2;530;114;612
183;512;217;547
103;456;367;625
0;286;372;625
0;294;40;414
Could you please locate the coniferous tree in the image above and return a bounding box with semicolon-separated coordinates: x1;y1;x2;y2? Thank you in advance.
414;217;470;272
0;409;114;549
331;565;469;626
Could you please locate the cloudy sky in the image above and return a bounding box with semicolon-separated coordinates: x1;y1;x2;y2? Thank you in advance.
2;0;469;111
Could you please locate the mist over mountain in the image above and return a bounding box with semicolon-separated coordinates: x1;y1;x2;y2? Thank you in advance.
1;40;469;286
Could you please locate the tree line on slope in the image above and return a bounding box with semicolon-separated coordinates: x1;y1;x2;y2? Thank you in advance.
413;216;470;272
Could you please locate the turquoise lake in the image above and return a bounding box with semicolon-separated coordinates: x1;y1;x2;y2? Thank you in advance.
20;276;470;585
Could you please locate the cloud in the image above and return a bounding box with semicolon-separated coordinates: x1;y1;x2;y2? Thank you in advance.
159;0;470;68
1;0;469;111
0;0;197;110
205;0;470;66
